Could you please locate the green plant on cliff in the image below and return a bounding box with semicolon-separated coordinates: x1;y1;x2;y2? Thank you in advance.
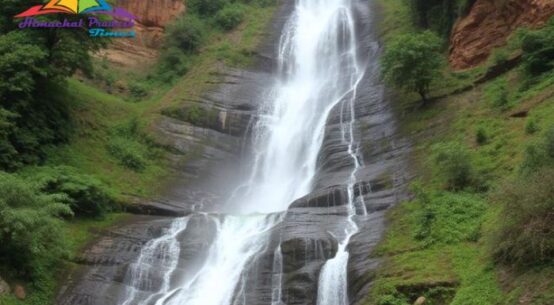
31;166;117;218
0;172;72;279
381;31;444;103
491;168;554;267
431;142;475;191
521;17;554;78
216;3;246;30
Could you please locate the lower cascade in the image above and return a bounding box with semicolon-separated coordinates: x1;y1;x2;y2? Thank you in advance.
120;0;369;304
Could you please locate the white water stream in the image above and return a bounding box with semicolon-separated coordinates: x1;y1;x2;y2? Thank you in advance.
120;1;365;304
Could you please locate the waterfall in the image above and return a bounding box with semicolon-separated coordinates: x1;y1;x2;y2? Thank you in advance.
119;1;364;304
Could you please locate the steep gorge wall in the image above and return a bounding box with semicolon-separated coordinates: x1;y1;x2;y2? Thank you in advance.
100;0;185;67
449;0;554;70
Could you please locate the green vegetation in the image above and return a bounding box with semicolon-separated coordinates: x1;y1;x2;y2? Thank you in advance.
521;18;554;77
430;142;475;191
491;167;554;267
216;3;246;31
0;0;277;303
0;0;103;170
0;173;72;278
381;31;444;102
371;0;554;304
411;0;476;38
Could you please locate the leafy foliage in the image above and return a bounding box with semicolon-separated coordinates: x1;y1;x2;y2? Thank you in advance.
411;0;475;38
492;168;554;267
187;0;228;16
216;4;246;30
520;126;554;175
521;17;554;77
0;2;104;171
0;172;72;278
165;15;206;53
381;31;443;102
412;184;485;245
33;166;117;218
431;142;474;190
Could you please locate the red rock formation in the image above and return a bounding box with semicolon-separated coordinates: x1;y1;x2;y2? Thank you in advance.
449;0;554;70
117;0;185;48
100;0;185;67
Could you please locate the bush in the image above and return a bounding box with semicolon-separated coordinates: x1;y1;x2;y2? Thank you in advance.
412;184;486;245
520;126;554;174
188;0;228;16
107;137;147;172
129;82;148;100
521;17;554;77
431;142;474;190
166;15;206;53
381;31;443;102
0;172;72;278
492;168;554;267
525;117;539;134
484;77;509;109
215;4;245;30
32;166;116;218
158;47;190;78
475;127;488;145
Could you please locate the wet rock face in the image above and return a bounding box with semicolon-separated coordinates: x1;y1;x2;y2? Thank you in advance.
57;217;174;305
450;0;554;70
57;1;412;305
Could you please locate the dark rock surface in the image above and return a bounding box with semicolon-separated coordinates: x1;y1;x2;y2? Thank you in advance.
56;1;411;305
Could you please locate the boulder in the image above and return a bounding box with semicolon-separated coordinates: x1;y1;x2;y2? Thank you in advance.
0;277;10;295
414;296;426;305
14;284;25;300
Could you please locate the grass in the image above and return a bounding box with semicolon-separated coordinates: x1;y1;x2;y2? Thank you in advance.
370;0;554;304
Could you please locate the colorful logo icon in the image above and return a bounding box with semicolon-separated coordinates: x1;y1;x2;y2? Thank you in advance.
15;0;135;19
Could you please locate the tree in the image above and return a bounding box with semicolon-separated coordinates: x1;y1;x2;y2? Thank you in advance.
381;31;443;103
0;172;72;278
0;2;104;170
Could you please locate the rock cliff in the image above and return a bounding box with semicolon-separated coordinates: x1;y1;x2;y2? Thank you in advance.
449;0;554;70
99;0;185;67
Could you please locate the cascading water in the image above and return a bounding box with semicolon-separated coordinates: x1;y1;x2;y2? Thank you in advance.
119;1;364;304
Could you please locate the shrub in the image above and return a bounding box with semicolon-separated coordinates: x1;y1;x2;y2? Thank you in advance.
0;172;72;278
215;4;245;31
107;137;147;172
158;47;190;78
484;77;509;109
491;168;554;267
187;0;228;16
166;15;206;53
525;117;539;134
381;31;443;102
33;166;116;218
412;184;486;245
475;127;488;145
129;82;148;100
520;17;554;77
520;126;554;174
431;142;474;190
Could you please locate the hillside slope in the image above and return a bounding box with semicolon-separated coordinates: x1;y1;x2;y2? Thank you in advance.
366;0;554;304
